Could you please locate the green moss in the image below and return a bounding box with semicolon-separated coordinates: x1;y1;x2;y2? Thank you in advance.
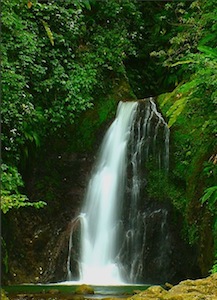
147;169;186;211
68;97;116;153
68;78;135;153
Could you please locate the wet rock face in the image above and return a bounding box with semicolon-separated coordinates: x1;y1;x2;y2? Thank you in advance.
119;200;200;285
142;204;200;284
117;100;201;285
1;151;94;285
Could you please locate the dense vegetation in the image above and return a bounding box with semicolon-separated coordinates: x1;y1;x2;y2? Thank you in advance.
2;0;143;212
154;0;217;272
1;0;217;278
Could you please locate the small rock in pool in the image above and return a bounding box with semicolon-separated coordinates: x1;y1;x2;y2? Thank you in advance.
75;284;94;294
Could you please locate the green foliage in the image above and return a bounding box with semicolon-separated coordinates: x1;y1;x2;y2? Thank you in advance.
201;186;217;210
2;0;144;154
1;164;46;213
157;0;217;186
1;0;143;212
211;217;217;274
156;0;217;270
201;159;217;273
211;260;217;273
166;96;187;128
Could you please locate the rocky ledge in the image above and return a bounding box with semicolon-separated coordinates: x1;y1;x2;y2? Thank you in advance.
130;273;217;300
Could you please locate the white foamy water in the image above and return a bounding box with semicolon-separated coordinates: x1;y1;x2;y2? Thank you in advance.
79;102;138;285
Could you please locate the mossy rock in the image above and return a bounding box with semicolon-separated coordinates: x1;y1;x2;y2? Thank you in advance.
75;284;94;294
129;273;217;300
1;290;9;300
71;296;85;300
130;286;166;300
48;289;60;294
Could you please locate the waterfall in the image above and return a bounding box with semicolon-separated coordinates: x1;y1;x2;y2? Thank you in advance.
67;98;169;285
79;101;138;285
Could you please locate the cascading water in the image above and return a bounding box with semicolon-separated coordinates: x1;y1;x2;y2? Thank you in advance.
118;99;170;283
79;102;138;285
67;98;170;285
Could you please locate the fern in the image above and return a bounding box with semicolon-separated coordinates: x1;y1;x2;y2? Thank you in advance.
170;60;195;67
201;186;217;209
178;79;198;93
211;260;217;273
167;97;187;128
198;45;217;58
41;20;54;46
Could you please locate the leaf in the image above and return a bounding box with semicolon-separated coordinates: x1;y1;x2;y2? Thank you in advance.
199;34;216;46
83;0;91;10
32;132;40;147
170;60;195;67
197;46;217;58
27;1;32;9
41;20;54;46
201;186;217;204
